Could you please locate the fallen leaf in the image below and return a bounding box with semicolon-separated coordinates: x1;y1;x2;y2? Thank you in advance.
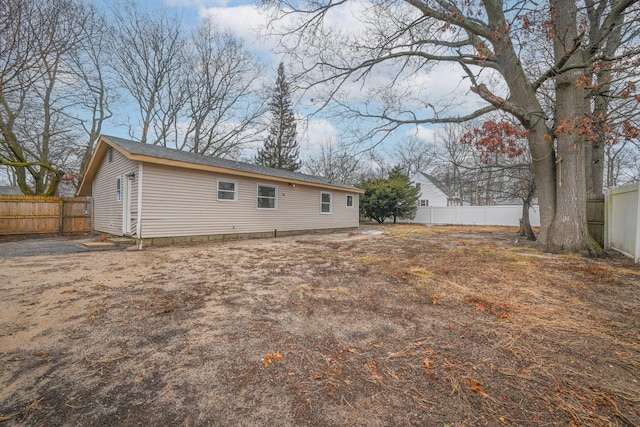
263;354;273;367
469;379;489;397
371;371;383;380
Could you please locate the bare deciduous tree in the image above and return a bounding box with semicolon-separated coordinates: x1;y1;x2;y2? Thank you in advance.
390;136;437;178
304;140;370;185
111;6;266;158
110;3;186;145
0;0;93;195
68;3;114;188
182;24;266;158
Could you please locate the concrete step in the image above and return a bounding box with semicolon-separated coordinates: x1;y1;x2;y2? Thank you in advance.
82;241;116;248
82;237;137;249
109;237;137;247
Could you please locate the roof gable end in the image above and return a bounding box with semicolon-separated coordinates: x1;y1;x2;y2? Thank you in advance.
415;172;453;198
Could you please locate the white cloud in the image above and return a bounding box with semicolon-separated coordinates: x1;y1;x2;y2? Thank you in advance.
199;4;276;61
411;126;438;145
164;0;229;7
299;118;339;153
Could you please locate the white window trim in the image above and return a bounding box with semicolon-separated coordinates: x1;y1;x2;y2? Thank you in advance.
257;184;278;210
116;176;122;202
217;179;238;201
346;194;354;208
321;191;332;214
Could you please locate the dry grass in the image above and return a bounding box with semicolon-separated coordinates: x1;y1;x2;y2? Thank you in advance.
1;224;639;426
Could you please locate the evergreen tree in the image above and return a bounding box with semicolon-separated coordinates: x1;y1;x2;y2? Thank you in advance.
388;166;420;223
255;62;301;171
358;167;419;223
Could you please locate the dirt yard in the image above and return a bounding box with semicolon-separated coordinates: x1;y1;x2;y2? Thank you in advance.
1;225;638;426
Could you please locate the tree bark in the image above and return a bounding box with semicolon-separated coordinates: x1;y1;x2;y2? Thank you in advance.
545;0;594;253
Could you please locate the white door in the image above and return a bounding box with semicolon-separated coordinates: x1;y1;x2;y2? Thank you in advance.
123;176;132;235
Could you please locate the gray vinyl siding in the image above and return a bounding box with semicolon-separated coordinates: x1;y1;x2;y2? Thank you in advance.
93;149;138;236
139;163;359;238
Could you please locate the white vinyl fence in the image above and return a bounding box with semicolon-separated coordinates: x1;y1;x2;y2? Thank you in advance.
401;205;541;227
606;182;640;262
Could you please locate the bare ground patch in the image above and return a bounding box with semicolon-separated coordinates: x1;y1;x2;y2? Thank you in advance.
1;225;639;426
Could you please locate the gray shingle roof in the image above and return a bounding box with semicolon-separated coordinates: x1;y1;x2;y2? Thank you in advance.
0;185;22;195
104;135;360;191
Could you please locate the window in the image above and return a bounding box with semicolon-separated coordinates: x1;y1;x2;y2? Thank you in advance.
116;177;122;202
257;185;277;209
321;192;332;214
419;199;429;207
108;147;113;163
346;194;354;207
217;180;237;201
416;183;421;189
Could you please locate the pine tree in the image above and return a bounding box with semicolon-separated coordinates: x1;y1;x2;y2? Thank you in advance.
255;62;301;171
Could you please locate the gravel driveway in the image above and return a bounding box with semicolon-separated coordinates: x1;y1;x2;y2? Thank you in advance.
0;235;126;258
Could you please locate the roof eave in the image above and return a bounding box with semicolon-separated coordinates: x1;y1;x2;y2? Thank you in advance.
77;135;364;195
130;152;363;193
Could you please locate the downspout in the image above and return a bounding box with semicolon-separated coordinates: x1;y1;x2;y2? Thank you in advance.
136;162;143;241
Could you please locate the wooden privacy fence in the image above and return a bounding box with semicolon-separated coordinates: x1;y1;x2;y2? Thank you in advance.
587;196;605;248
0;195;92;236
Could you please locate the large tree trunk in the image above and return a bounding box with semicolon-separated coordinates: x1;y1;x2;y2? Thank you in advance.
527;127;557;247
544;0;594;254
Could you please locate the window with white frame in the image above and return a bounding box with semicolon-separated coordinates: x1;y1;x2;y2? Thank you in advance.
116;177;122;201
419;199;429;207
108;147;114;163
257;185;277;209
346;194;354;207
321;192;332;213
217;179;237;201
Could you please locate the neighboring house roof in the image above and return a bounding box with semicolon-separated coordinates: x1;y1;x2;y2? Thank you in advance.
78;135;363;196
0;185;23;195
415;172;453;198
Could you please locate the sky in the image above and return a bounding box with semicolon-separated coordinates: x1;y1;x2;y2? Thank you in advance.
115;0;485;162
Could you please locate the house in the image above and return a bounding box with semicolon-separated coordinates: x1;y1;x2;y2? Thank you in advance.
77;135;363;245
411;172;460;207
